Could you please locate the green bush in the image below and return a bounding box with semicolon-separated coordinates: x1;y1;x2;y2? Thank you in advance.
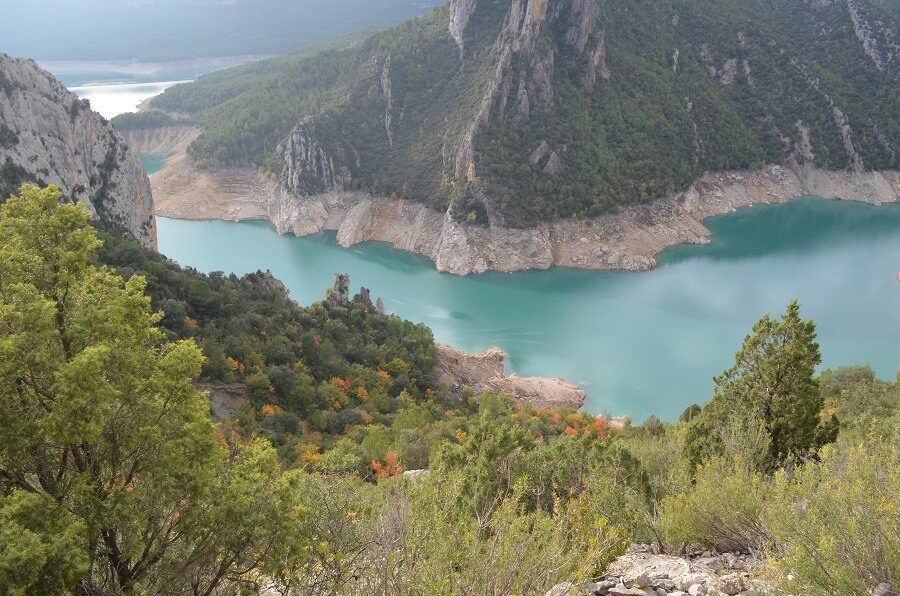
659;458;769;552
764;429;900;594
109;110;179;131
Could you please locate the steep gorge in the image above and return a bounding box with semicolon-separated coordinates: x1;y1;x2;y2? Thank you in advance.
145;0;899;273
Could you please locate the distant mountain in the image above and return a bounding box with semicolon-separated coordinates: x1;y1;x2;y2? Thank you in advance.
2;0;442;61
153;0;898;229
0;54;155;247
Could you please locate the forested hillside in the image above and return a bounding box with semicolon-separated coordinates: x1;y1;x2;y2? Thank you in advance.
0;184;896;594
147;0;899;227
95;220;609;469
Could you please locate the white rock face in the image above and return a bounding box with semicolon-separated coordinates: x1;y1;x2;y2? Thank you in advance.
0;53;155;248
268;164;900;275
449;0;478;56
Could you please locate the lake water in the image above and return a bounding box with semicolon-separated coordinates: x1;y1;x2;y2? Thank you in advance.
46;58;258;119
139;154;167;175
155;200;900;421
56;67;900;421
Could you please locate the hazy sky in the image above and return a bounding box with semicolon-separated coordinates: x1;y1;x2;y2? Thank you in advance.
4;0;441;61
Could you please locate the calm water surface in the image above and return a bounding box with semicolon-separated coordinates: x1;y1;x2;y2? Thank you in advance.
48;61;216;119
138;154;167;175
156;199;900;421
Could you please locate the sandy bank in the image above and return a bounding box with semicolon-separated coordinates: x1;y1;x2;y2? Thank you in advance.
121;125;272;221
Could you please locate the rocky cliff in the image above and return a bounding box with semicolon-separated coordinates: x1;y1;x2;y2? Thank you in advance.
141;0;899;273
0;53;155;248
254;0;899;271
260;0;894;219
268;165;900;275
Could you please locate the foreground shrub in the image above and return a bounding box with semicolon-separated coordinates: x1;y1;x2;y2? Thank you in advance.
659;458;769;552
764;432;900;594
355;474;629;594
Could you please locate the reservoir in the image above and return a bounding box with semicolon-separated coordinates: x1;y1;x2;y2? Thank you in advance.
57;66;900;421
155;199;900;421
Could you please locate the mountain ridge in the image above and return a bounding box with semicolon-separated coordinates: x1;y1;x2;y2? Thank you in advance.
137;0;900;272
151;0;898;219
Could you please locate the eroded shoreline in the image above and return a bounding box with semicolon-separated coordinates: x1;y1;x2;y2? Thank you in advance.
125;126;900;275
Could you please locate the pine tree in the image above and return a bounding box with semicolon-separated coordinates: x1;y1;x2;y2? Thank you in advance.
685;300;831;471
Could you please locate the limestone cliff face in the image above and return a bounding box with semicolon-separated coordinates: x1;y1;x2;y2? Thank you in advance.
268;165;900;275
0;54;156;248
449;0;478;57
276;118;351;197
271;0;611;231
447;0;605;223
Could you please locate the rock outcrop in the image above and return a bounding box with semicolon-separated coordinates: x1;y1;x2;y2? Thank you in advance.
267;165;900;275
327;273;351;305
0;53;156;248
449;0;478;57
200;383;251;421
547;544;782;596
435;343;586;409
277;118;350;197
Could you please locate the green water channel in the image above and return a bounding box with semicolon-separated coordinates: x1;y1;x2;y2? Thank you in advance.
139;154;167;175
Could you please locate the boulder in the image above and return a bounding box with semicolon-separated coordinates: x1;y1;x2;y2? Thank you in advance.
608;585;653;596
716;573;746;595
585;579;617;595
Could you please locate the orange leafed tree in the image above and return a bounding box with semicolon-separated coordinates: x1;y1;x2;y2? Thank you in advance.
371;450;404;479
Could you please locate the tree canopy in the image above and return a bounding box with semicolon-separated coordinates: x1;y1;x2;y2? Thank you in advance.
684;300;837;471
0;185;306;594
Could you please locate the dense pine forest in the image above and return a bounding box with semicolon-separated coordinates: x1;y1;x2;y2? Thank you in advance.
0;185;896;594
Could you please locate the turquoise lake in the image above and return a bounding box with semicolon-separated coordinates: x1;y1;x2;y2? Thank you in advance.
155;199;900;421
138;154;167;175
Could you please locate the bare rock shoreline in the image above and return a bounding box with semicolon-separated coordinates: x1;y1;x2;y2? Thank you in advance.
434;343;586;410
269;165;900;275
129;126;899;275
121;126;273;222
